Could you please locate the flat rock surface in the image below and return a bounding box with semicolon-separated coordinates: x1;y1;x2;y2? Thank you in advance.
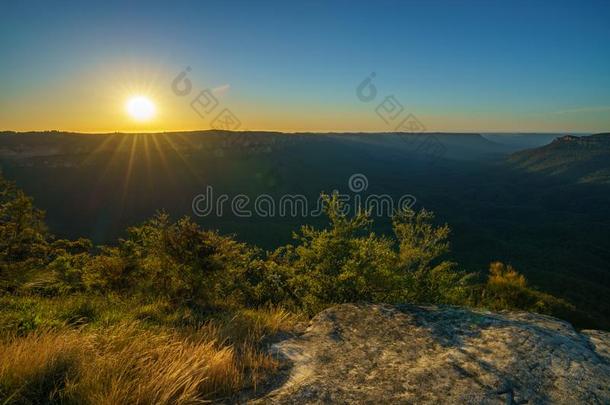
256;304;610;404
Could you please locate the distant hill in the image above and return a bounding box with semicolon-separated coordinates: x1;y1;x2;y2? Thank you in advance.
0;130;508;162
509;133;610;184
482;133;566;151
328;132;510;160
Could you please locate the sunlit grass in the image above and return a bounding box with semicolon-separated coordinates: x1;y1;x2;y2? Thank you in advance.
0;296;300;404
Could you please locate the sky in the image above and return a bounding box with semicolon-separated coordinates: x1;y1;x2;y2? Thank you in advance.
1;0;609;133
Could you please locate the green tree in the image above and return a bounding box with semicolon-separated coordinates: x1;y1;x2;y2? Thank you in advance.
0;175;49;290
392;208;471;304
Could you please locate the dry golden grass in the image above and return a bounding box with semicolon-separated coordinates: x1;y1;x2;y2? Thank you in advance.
0;329;85;403
220;306;300;345
68;323;242;404
0;307;298;404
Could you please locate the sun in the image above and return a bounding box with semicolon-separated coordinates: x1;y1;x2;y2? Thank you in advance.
126;96;156;121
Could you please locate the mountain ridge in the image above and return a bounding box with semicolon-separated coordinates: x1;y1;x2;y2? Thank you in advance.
508;132;610;184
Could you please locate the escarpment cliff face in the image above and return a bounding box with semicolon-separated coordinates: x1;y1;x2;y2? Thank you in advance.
257;304;610;404
508;133;610;184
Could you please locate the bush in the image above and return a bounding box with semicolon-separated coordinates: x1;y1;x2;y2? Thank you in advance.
0;177;49;292
112;213;259;305
81;248;128;292
471;262;576;320
393;208;472;304
261;193;470;314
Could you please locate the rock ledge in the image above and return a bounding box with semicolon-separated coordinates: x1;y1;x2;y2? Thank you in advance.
258;304;610;404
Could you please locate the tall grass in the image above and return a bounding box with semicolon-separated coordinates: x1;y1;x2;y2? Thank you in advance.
0;306;299;404
0;329;84;404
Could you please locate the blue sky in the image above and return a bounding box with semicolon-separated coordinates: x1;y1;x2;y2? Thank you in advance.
1;0;609;132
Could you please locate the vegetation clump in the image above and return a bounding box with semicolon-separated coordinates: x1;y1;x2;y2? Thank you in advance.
0;175;579;403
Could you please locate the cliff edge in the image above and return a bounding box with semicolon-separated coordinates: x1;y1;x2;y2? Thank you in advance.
257;304;609;404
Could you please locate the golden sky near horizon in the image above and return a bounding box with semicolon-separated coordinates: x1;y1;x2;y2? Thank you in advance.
1;60;608;134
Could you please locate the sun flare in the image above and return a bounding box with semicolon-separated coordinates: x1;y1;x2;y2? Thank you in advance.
126;96;156;121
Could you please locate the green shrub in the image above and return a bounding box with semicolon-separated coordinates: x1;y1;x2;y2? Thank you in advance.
0;177;49;292
108;212;260;306
261;193;470;314
470;262;576;320
393;208;472;304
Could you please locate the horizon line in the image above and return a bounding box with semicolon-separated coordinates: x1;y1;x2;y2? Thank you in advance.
0;129;598;136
